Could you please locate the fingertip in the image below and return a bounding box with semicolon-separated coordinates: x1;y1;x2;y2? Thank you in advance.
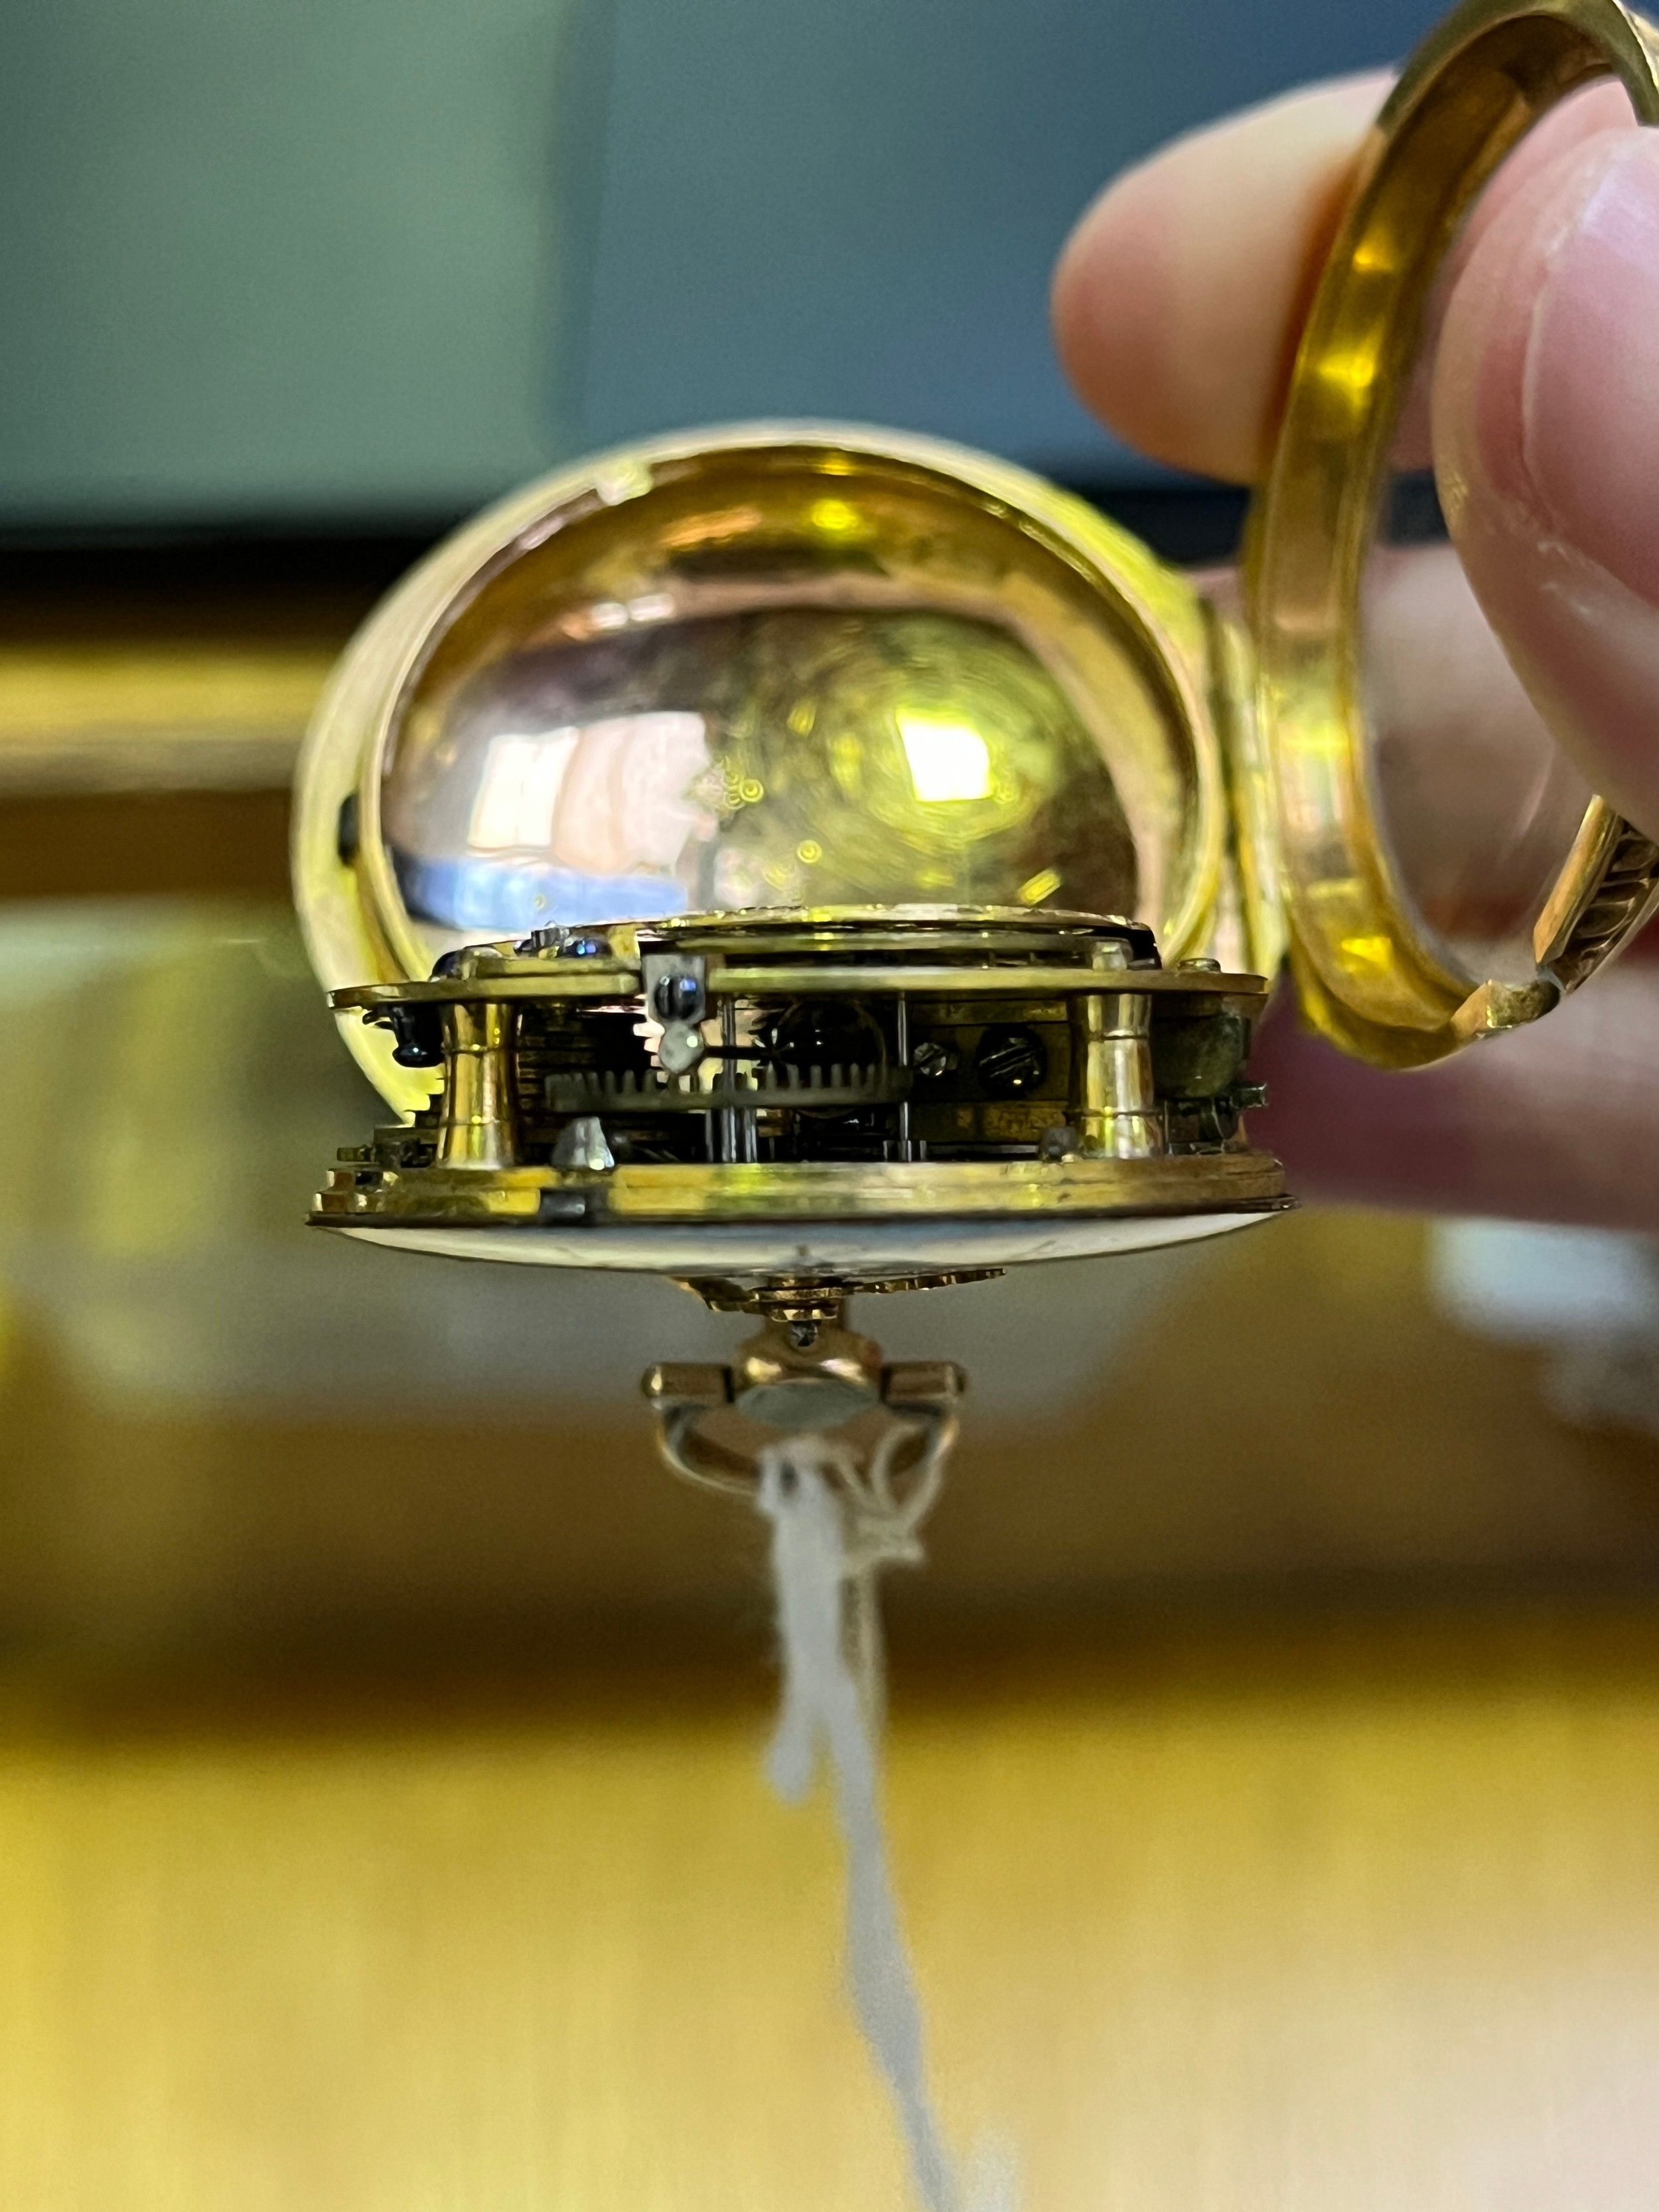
1051;166;1179;468
1434;125;1659;836
1052;74;1389;482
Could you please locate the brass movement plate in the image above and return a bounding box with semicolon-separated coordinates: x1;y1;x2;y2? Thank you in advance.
315;1149;1288;1230
309;904;1285;1286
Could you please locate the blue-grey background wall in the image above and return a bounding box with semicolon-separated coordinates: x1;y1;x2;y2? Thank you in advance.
0;0;1444;528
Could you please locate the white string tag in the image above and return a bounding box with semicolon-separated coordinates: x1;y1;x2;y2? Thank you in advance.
757;1437;1019;2212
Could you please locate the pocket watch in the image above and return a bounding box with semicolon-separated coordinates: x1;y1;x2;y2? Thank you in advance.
291;0;1659;1461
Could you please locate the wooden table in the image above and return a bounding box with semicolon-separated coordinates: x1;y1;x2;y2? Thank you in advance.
3;1601;1657;2210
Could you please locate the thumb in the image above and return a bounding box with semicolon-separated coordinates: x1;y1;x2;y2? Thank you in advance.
1435;123;1659;841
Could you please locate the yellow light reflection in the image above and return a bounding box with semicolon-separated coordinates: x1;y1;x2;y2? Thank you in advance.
808;497;862;536
1341;932;1398;976
1017;867;1062;907
1315;336;1382;406
897;713;992;803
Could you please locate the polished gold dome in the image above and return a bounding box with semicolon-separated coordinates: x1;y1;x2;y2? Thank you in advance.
294;424;1240;1112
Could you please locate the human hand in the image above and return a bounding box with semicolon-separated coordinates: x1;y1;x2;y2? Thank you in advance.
1053;74;1659;1232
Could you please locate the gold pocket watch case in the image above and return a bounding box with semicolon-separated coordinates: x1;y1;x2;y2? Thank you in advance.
293;0;1659;1337
296;421;1291;1295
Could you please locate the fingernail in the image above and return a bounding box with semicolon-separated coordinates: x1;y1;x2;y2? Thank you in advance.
1514;133;1659;607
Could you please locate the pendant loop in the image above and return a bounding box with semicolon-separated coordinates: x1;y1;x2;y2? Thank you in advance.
642;1303;964;1504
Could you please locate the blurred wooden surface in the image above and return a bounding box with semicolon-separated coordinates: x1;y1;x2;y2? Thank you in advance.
2;1205;1658;1653
0;543;408;800
0;552;380;895
2;1603;1658;2210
